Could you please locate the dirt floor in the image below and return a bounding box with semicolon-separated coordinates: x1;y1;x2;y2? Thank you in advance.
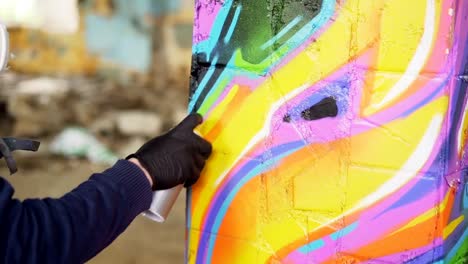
1;155;185;264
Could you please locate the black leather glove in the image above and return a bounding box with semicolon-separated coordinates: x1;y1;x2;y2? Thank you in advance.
127;113;212;190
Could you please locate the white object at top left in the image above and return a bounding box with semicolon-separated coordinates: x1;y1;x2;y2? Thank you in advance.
0;0;79;34
0;24;8;71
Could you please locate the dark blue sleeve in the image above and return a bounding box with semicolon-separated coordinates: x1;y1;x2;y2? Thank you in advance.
0;160;153;264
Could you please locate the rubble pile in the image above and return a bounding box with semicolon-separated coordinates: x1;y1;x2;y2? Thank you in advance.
0;71;190;162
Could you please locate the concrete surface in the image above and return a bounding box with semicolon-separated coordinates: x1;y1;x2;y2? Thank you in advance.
1;156;185;263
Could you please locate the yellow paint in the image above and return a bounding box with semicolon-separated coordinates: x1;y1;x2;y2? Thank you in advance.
363;0;443;115
443;215;464;239
191;2;384;246
188;0;462;261
199;85;240;135
459;102;468;156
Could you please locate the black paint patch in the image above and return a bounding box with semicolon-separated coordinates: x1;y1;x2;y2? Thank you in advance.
301;96;338;121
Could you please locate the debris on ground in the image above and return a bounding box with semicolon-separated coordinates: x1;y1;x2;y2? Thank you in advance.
49;127;118;165
0;72;188;161
116;111;163;137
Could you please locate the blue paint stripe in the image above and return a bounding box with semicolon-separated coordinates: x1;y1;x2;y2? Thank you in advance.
297;239;326;254
374;174;436;220
193;0;234;56
192;51;263;114
287;0;335;46
192;0;337;112
372;75;452;220
330;222;359;241
399;74;451;118
188;56;219;113
196;0;336;263
194;70;242;115
224;5;242;44
405;245;445;264
261;16;303;50
445;226;468;261
203;142;305;264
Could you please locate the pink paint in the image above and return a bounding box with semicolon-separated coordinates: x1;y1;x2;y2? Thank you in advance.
284;185;448;262
281;123;450;261
193;0;223;44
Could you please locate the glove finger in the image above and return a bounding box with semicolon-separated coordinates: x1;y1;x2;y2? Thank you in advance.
192;134;212;158
175;113;203;132
185;163;201;187
194;153;206;169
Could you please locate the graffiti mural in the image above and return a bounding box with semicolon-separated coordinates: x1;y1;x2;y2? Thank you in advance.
187;0;468;263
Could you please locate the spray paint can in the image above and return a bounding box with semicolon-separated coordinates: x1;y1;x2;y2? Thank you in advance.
143;123;204;222
143;184;184;222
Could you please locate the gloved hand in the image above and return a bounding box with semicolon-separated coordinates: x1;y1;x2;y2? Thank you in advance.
127;113;212;190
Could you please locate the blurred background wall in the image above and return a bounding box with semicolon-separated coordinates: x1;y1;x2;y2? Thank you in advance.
0;0;193;263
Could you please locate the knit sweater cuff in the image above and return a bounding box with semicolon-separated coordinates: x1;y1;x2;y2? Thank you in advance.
103;160;153;219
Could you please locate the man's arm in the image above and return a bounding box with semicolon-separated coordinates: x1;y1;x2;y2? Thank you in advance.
0;159;153;263
0;113;211;263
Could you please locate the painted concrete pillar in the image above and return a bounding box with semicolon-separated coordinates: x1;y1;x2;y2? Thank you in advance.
187;0;468;263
